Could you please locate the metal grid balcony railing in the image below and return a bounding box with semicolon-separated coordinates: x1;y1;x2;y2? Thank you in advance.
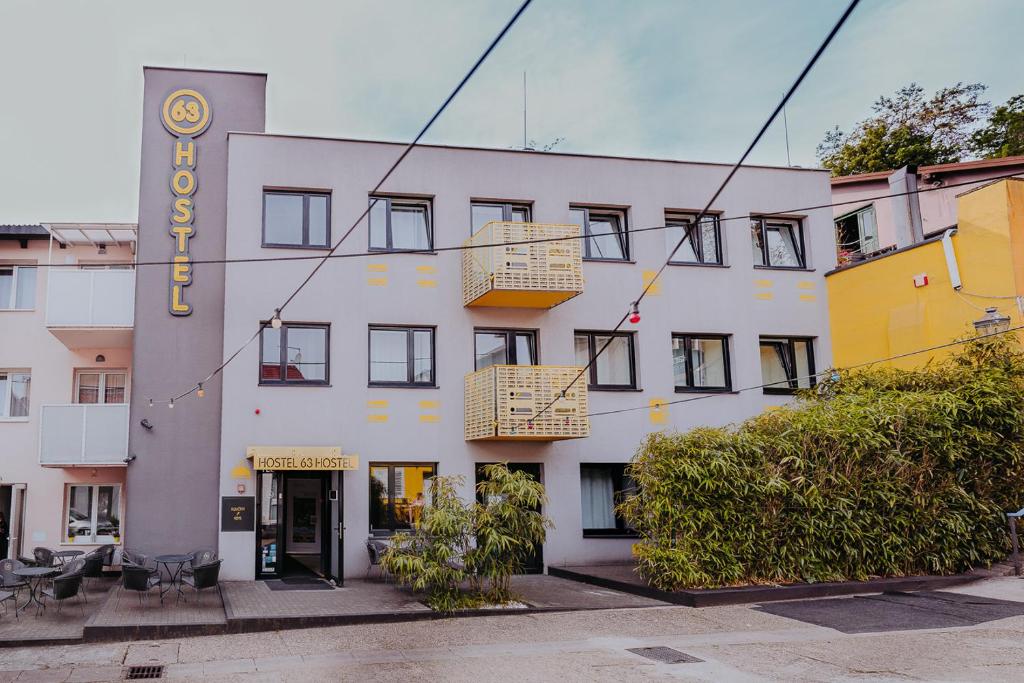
465;365;589;441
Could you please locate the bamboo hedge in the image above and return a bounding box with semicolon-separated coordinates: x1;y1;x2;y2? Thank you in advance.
620;337;1024;591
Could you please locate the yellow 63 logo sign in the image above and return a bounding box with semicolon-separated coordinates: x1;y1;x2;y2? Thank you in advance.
161;89;212;137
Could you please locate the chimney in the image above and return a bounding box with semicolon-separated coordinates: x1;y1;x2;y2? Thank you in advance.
888;165;924;248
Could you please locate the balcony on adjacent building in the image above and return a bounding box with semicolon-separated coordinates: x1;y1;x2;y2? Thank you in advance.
39;404;129;467
45;268;135;349
462;222;583;308
465;365;589;441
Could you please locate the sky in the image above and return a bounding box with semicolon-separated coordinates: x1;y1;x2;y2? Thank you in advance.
0;0;1022;224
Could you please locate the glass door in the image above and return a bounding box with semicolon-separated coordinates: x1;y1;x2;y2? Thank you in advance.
257;472;281;577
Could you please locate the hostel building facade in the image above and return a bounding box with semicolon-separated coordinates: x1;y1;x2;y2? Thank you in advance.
123;67;837;581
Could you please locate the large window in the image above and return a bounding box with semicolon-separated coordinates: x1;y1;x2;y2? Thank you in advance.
574;331;636;390
580;464;636;536
666;213;722;265
570;206;629;261
0;371;30;419
471;202;531;234
760;337;815;394
75;370;127;404
369;326;435;387
65;484;121;544
0;265;36;310
263;190;331;248
672;335;731;392
259;323;330;385
369;196;432;251
751;217;805;268
474;329;537;370
369;463;435;535
835;205;879;256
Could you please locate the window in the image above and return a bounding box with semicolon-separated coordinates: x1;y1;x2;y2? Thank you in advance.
474;329;537;370
672;335;731;392
751;217;805;268
0;265;36;310
580;464;637;536
0;371;30;419
369;326;435;386
75;370;127;404
666;213;722;265
574;331;636;389
759;337;815;394
259;323;330;385
65;484;121;544
471;202;531;234
369;463;435;535
570;206;629;260
263;190;331;248
835;206;879;256
369;196;432;251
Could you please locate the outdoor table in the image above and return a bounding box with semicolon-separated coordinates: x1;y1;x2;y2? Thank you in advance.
52;550;84;566
13;566;59;615
155;554;193;602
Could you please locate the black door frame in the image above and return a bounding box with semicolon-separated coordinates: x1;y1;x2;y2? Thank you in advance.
255;471;339;581
475;462;544;574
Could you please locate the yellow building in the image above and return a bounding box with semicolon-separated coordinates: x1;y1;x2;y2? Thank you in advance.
827;178;1024;369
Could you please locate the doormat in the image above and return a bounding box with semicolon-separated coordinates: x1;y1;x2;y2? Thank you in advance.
264;578;334;591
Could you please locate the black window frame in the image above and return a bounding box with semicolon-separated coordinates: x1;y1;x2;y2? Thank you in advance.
751;216;806;269
261;190;332;249
258;322;331;386
473;328;538;370
368;195;434;252
574;330;637;391
671;334;732;393
368;325;437;388
368;461;437;537
579;463;638;537
759;336;816;395
470;201;532;235
666;212;723;266
571;206;630;261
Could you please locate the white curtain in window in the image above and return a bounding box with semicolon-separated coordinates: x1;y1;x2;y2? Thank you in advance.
580;467;616;529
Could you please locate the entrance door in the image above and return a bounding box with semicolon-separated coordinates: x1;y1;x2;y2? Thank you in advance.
287;477;322;555
475;463;544;574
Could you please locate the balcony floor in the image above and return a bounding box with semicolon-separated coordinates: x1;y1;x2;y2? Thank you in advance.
47;326;133;350
466;289;581;309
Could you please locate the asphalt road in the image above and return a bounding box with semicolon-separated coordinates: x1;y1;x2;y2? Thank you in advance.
2;576;1023;682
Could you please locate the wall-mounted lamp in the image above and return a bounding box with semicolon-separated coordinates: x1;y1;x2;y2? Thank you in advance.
140;419;154;431
974;307;1011;336
237;483;246;494
94;354;105;363
123;454;137;465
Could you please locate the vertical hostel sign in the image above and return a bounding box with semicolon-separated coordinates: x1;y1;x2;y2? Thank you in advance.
161;89;212;316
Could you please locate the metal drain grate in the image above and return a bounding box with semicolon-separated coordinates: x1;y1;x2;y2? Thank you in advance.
125;665;165;680
627;647;703;664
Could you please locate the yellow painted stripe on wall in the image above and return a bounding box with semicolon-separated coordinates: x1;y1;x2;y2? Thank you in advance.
367;414;388;423
642;270;662;295
418;400;439;409
797;281;816;290
367;264;387;272
755;292;774;300
419;414;440;423
367;277;388;286
754;279;773;288
416;265;436;273
416;279;437;288
799;294;817;301
649;398;667;425
367;400;389;408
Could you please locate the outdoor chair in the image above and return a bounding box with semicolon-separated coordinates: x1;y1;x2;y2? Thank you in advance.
181;549;217;578
181;559;221;605
80;552;105;594
0;589;16;620
96;544;116;569
0;559;28;597
122;549;158;575
365;538;390;581
32;547;55;568
41;573;85;616
60;557;88;602
121;565;162;606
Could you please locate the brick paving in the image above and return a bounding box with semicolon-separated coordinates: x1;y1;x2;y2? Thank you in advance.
87;583;226;627
222;579;429;620
0;578;115;645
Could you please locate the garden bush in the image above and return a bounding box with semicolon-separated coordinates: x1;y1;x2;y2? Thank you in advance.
620;337;1024;590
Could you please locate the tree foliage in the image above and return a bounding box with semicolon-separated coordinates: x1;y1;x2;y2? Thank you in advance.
621;337;1024;591
971;94;1024;159
817;83;990;176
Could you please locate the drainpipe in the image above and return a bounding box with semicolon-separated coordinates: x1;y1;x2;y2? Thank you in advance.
941;228;961;290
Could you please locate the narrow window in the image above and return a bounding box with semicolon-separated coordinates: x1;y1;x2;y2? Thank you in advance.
580;463;637;536
369;196;432;251
666;213;722;265
834;205;879;257
263;191;331;248
570;206;629;261
470;202;532;234
369;326;436;386
759;337;815;394
0;265;37;310
751;217;805;268
0;371;30;418
259;323;330;385
75;370;127;404
574;331;636;389
369;463;436;535
671;335;731;392
474;329;537;370
65;484;121;544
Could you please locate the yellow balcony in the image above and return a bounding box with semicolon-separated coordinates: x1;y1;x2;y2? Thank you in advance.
462;222;583;308
465;365;589;441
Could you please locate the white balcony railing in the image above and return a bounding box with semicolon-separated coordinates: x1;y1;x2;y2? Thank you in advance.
39;404;129;466
45;269;134;328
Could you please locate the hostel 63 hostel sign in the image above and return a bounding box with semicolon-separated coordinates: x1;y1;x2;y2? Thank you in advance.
161;89;212;315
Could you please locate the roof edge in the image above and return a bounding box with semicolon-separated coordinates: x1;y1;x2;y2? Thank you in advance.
143;65;268;78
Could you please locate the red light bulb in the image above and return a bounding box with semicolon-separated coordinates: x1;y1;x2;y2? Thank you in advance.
629;302;641;324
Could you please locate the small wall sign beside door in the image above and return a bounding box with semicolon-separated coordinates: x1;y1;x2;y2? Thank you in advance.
221;496;255;532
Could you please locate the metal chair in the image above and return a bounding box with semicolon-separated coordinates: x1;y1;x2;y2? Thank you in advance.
41;573;85;616
80;552;105;596
59;557;88;602
122;549;158;576
181;549;217;578
32;547;55;568
95;544;116;569
365;538;390;581
0;589;16;620
181;559;221;606
0;559;28;595
121;565;162;606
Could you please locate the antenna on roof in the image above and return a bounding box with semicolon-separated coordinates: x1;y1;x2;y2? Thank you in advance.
523;71;529;150
783;100;792;167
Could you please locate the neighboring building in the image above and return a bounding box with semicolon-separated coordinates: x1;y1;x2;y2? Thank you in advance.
0;222;135;560
827;178;1024;368
116;67;835;582
830;156;1024;261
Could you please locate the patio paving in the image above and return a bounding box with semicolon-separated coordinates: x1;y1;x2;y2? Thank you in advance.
84;581;227;641
0;578;115;646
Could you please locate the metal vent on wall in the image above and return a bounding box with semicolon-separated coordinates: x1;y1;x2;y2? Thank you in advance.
125;665;164;680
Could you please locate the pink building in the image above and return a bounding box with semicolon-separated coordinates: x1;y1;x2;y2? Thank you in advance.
0;224;135;561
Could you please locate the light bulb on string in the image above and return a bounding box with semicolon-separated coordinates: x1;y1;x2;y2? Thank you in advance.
271;309;283;329
197;383;205;398
629;302;641;324
168;398;175;409
148;399;153;408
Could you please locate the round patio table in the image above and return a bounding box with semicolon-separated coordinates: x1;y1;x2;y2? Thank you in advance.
52;550;84;566
155;554;193;602
13;566;59;615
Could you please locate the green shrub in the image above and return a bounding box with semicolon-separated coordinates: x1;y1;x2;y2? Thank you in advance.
621;337;1024;590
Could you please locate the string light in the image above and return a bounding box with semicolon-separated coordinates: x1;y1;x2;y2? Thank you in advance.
168;398;175;409
196;383;205;398
148;399;153;408
270;310;282;330
629;302;641;324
